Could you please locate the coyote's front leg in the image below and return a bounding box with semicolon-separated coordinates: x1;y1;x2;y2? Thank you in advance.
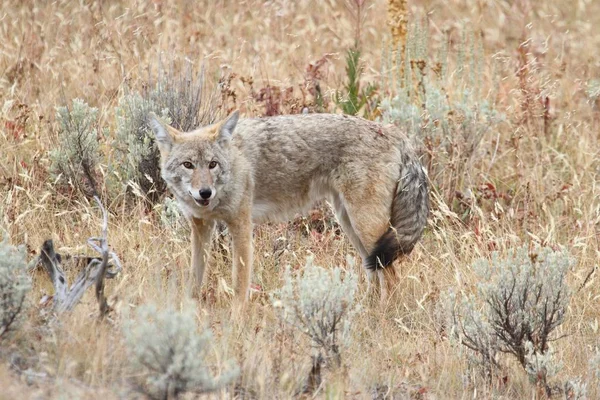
227;208;253;302
190;217;215;290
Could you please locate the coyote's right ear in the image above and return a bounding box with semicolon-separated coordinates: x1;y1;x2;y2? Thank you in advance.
214;110;239;145
148;112;178;154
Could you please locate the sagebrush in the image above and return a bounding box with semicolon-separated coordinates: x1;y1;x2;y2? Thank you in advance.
446;244;573;391
271;256;359;369
49;98;104;197
0;238;30;339
380;24;503;208
123;303;238;399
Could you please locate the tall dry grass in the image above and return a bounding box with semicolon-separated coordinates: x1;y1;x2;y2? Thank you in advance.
1;0;600;398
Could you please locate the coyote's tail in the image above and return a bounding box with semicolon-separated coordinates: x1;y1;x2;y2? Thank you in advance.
365;160;429;270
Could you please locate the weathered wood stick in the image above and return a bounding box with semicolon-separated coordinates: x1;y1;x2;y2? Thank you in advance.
38;196;122;314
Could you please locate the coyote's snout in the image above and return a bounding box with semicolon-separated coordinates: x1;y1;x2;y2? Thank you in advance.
149;111;429;302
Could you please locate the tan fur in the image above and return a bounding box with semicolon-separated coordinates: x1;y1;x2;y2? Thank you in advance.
148;111;429;303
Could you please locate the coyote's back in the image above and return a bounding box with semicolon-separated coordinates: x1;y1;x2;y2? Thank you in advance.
234;113;429;268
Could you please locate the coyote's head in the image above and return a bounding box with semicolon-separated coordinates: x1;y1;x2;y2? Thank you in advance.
148;111;239;213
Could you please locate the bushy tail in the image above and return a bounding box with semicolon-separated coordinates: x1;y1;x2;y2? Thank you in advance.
365;160;429;270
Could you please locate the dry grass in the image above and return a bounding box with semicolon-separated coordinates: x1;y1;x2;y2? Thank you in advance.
1;0;600;398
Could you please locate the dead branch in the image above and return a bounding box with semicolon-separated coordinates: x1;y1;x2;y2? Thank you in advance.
38;196;122;315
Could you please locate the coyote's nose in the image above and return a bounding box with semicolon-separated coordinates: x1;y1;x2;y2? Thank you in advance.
199;188;212;199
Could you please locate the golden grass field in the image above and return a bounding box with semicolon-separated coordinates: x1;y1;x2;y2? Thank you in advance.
1;0;600;398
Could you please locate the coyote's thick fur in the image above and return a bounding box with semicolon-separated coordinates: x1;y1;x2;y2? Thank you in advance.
149;111;429;302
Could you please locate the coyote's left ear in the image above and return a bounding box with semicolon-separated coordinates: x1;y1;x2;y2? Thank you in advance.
215;110;239;145
148;112;179;155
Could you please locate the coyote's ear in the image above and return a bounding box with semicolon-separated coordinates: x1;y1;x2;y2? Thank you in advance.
148;112;178;154
216;110;239;145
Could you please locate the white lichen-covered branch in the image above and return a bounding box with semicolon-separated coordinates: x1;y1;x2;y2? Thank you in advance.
38;196;122;314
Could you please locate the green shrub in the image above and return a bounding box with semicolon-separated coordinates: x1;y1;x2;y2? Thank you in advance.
0;237;31;339
156;196;188;239
590;348;600;395
109;92;170;202
335;48;377;117
564;378;587;400
445;245;572;391
271;256;359;369
586;79;600;103
379;24;504;207
49;98;103;197
123;303;238;399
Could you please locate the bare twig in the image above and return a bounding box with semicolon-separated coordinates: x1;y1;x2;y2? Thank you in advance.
578;264;597;292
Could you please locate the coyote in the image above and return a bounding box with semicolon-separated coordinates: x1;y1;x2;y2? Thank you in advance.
148;111;429;302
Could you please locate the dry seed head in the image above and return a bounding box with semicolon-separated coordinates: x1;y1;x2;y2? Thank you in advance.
387;0;408;48
410;59;427;74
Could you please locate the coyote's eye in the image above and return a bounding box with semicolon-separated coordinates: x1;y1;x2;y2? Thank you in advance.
208;161;218;169
182;161;194;169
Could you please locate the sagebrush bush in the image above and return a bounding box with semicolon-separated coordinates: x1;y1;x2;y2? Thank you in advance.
524;341;562;388
590;348;600;394
271;256;359;368
109;59;220;203
0;237;31;339
445;245;573;390
564;378;587;400
49;98;104;197
123;303;238;399
157;196;188;238
379;24;503;206
586;79;600;103
110;92;170;201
